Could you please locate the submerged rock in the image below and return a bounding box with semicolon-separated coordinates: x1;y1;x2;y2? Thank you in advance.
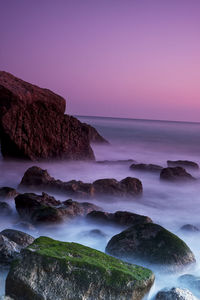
180;224;200;233
167;160;199;170
97;159;136;165
0;202;12;216
160;167;195;182
130;163;163;173
0;71;106;161
106;223;195;270
0;229;34;265
0;187;18;200
155;287;197;300
19;166;143;198
178;274;200;296
6;236;155;300
87;210;152;227
15;192;100;224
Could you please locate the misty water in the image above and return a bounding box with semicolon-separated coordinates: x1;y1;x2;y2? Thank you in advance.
1;116;200;299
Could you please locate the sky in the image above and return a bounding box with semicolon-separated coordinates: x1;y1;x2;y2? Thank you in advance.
0;0;200;122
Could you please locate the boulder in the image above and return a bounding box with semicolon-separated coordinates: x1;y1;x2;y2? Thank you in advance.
0;229;34;247
87;210;152;227
0;187;18;200
130;163;163;173
93;177;143;198
19;166;143;198
167;160;199;170
160;167;195;182
155;287;197;300
0;71;108;161
82;123;109;144
15;192;100;224
106;223;195;270
0;202;12;216
6;236;155;300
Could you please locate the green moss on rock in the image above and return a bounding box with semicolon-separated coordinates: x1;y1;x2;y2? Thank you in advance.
6;236;155;300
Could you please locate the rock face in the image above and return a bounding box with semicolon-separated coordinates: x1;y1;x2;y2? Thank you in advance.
106;223;195;269
167;160;199;170
19;166;143;199
87;210;152;227
130;163;163;173
160;167;195;182
0;229;34;264
6;236;155;300
15;192;100;223
0;72;106;161
155;287;197;300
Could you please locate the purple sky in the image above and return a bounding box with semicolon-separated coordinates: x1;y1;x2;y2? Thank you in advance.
1;0;200;122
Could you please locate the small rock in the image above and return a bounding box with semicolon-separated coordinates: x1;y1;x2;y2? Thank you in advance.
156;287;197;300
0;229;34;247
180;224;200;233
160;167;195;182
167;160;199;170
130;163;163;173
0;234;20;264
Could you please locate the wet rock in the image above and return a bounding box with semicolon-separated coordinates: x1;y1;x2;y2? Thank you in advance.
0;234;20;264
15;193;100;224
130;163;163;173
0;229;34;247
160;167;195;182
0;71;98;161
19;166;143;198
106;223;195;270
87;210;152;227
0;187;18;200
180;224;200;233
0;202;12;216
6;236;155;300
178;274;200;296
167;160;199;170
155;287;197;300
82;123;109;144
93;177;143;198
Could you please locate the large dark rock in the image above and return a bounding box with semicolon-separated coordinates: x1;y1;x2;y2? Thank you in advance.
0;71;108;161
130;163;163;173
19;166;143;199
106;223;195;270
6;236;155;300
160;167;195;182
155;287;196;300
87;210;152;227
15;192;100;224
167;160;199;170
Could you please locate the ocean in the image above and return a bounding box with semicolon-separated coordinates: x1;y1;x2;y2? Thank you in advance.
1;116;200;299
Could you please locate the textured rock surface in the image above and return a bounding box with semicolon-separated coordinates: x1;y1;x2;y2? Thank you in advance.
87;210;152;227
155;287;197;300
0;229;34;247
0;71;109;161
19;166;143;198
15;192;100;223
6;236;155;300
167;160;199;170
130;163;163;173
106;223;195;269
160;167;195;182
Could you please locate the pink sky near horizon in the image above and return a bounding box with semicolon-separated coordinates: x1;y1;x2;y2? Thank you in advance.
0;0;200;122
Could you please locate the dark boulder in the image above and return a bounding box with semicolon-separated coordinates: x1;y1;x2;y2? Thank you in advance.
0;202;12;216
87;210;152;227
167;160;199;170
0;71;106;161
0;187;18;200
155;287;196;300
19;166;143;198
106;223;195;270
130;163;163;173
82;123;109;144
160;167;195;182
0;229;34;247
15;192;100;224
6;236;155;300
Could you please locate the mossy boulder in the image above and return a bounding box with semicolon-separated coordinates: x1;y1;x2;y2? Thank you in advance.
6;236;154;300
106;223;195;270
